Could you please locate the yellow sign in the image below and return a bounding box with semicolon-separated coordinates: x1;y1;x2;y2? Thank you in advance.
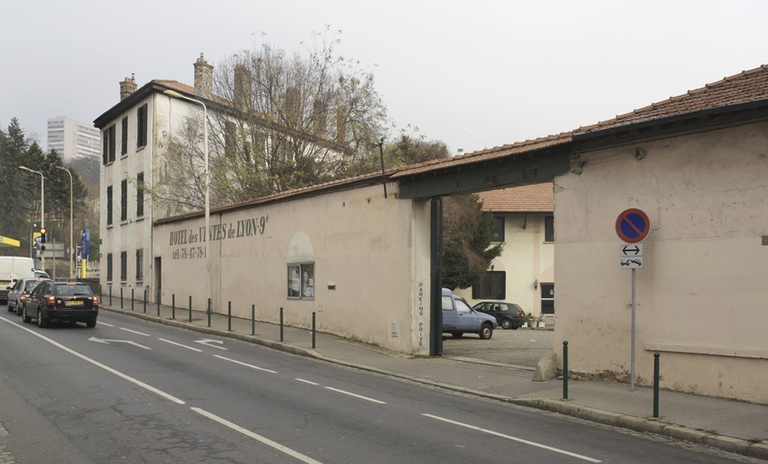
0;235;20;247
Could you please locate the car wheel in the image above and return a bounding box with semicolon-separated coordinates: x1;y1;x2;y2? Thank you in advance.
22;306;31;323
479;323;493;340
501;318;512;330
451;332;463;339
37;308;48;328
7;302;14;312
86;319;97;328
16;304;23;316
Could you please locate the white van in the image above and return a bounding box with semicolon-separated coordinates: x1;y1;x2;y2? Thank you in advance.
0;256;42;303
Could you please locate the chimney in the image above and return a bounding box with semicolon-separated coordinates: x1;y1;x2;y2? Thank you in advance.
120;74;137;101
193;53;213;99
233;64;252;111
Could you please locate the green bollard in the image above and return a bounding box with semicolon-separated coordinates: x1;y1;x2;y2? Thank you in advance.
280;307;284;342
228;301;232;331
131;288;134;311
654;352;660;418
563;341;569;400
109;286;112;306
120;288;124;309
172;294;175;319
157;290;160;317
188;295;192;323
143;288;147;313
312;312;316;349
207;298;211;327
251;304;255;335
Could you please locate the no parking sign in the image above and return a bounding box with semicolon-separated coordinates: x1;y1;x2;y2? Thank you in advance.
615;208;650;243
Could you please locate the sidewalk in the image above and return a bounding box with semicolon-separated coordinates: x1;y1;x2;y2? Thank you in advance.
101;300;768;461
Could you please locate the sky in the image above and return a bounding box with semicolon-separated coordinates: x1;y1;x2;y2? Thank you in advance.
2;0;768;156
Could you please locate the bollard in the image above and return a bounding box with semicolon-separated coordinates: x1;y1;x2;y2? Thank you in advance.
563;341;569;400
172;294;175;320
131;288;134;311
653;352;660;418
143;288;147;313
99;284;102;301
188;295;192;323
280;307;284;342
251;304;255;335
207;298;211;327
227;301;232;331
312;312;316;349
121;288;124;309
157;290;160;316
109;286;112;306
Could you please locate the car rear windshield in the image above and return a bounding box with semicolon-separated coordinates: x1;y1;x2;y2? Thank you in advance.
55;284;93;296
25;281;44;292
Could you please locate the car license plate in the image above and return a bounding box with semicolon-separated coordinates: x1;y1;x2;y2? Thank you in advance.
67;300;84;306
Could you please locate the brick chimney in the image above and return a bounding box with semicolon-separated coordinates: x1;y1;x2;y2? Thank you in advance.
120;74;137;101
193;53;213;99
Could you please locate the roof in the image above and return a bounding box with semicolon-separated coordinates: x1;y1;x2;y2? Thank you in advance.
476;182;553;213
577;64;768;135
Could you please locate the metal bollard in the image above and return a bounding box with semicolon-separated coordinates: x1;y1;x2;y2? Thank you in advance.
653;352;660;418
280;307;284;342
563;341;569;399
143;288;147;313
109;286;112;306
131;288;134;311
120;288;124;309
172;294;175;319
251;304;255;336
312;312;316;349
227;301;232;331
99;284;102;301
207;298;211;327
188;295;192;323
157;290;160;317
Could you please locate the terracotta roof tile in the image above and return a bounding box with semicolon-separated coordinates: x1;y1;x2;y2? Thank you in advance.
476;182;553;213
578;64;768;133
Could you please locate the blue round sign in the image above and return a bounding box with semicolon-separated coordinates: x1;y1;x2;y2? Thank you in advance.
616;208;650;243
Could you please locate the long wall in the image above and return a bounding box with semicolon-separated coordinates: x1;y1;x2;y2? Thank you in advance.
154;183;433;355
554;121;768;402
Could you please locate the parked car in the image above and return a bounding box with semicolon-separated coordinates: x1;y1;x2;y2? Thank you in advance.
442;288;497;339
7;277;51;315
22;281;99;328
473;301;527;330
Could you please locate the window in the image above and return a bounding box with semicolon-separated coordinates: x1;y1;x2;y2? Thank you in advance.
136;172;144;217
106;253;113;281
135;249;143;281
492;216;505;242
287;263;314;300
545;216;554;243
106;186;113;225
120;251;127;281
472;271;506;300
137;104;148;148
540;283;555;314
121;116;128;155
102;124;115;164
120;179;128;222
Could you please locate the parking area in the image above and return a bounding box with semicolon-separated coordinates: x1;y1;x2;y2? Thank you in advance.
441;328;554;368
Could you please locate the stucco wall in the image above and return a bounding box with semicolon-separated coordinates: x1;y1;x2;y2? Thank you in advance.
154;183;433;355
554;121;768;402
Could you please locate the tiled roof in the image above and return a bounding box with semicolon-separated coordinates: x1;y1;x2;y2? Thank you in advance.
476;182;553;213
577;64;768;134
389;132;572;179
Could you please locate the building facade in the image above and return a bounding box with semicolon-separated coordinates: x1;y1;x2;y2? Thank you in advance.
47;116;101;162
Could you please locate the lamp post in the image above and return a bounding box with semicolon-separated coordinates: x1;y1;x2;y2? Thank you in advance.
19;166;44;271
55;166;73;278
163;89;210;310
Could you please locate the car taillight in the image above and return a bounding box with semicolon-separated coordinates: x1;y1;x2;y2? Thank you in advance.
46;295;56;307
93;296;99;308
20;292;27;302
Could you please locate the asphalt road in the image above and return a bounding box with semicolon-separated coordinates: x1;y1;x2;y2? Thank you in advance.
441;326;554;368
0;309;753;463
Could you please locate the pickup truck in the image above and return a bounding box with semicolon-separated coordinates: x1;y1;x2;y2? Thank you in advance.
441;288;497;339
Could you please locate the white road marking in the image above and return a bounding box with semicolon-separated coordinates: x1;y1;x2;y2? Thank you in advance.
295;378;386;404
195;339;228;350
88;336;151;350
159;338;203;352
119;327;150;336
422;413;602;463
0;316;185;405
192;407;323;464
97;321;114;327
214;355;277;373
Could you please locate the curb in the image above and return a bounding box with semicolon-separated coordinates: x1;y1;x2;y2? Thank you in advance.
101;306;768;460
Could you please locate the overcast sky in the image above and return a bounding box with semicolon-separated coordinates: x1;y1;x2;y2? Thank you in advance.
2;1;767;156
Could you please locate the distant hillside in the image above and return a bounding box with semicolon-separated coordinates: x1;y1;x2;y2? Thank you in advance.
67;156;100;201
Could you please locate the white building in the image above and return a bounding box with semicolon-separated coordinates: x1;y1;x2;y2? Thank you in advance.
47;116;101;162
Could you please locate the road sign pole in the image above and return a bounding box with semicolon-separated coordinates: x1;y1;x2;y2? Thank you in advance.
631;268;636;391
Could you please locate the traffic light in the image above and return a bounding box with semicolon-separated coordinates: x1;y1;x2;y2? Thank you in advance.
39;227;47;243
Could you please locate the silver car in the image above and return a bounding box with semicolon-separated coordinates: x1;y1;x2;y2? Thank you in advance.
7;277;51;315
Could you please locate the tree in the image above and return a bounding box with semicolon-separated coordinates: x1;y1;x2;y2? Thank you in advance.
441;194;504;290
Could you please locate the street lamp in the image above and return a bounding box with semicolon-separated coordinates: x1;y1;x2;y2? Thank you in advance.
55;166;73;279
19;166;44;271
163;89;210;310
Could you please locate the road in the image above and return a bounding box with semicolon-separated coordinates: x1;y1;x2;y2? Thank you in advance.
0;308;755;463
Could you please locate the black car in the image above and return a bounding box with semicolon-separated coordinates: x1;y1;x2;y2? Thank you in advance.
7;277;51;315
22;281;99;328
472;301;526;330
